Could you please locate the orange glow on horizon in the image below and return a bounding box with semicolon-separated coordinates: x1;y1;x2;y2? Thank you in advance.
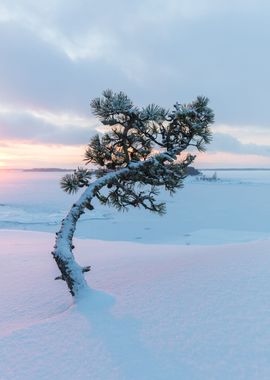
0;141;85;169
195;151;270;168
1;140;270;169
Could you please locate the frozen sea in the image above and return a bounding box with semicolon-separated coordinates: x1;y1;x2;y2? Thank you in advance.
0;169;270;245
2;171;270;380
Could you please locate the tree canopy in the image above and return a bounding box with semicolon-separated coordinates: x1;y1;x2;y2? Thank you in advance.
53;90;214;297
60;90;214;215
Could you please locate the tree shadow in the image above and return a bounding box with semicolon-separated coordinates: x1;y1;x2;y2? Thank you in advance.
76;288;168;380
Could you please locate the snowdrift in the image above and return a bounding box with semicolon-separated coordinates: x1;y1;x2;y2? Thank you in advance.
1;230;270;379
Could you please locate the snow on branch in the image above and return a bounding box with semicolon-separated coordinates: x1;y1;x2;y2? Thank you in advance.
53;90;214;297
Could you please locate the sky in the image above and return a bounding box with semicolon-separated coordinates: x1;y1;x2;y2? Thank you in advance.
1;0;270;169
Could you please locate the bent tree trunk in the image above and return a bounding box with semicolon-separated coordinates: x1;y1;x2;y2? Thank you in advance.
52;151;188;297
51;93;213;298
52;167;130;297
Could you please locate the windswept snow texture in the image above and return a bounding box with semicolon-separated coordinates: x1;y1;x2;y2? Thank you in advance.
1;231;270;379
0;170;270;244
1;171;270;378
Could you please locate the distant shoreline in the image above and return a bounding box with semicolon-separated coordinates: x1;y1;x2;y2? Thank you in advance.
0;168;73;172
200;168;270;171
23;168;73;172
1;167;270;172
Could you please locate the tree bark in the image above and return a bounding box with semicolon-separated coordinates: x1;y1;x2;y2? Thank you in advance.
52;150;184;298
52;167;133;297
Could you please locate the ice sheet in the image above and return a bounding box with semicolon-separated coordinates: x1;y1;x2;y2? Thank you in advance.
0;170;269;244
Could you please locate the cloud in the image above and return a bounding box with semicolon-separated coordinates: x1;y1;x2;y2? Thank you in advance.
196;151;270;169
0;106;98;144
5;5;270;124
214;124;270;145
0;22;136;117
0;0;270;161
0;142;84;168
210;132;270;157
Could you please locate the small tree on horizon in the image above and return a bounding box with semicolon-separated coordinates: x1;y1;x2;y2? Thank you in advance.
52;90;214;298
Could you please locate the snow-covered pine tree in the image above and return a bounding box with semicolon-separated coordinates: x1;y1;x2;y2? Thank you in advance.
52;90;214;297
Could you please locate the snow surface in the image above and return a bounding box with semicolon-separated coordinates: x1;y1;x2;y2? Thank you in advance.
1;170;270;379
1;170;270;245
1;230;270;379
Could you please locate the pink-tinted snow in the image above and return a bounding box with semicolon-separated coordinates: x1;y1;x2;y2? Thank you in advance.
1;230;270;379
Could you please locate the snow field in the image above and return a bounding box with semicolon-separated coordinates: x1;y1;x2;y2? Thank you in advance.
1;230;270;379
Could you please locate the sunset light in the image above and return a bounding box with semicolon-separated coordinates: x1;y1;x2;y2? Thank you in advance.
0;0;269;169
1;1;270;378
0;142;84;169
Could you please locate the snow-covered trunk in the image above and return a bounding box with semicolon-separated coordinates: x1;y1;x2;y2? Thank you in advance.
52;167;130;297
52;152;182;298
52;203;90;297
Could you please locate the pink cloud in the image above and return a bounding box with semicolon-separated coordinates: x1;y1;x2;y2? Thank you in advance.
196;152;270;168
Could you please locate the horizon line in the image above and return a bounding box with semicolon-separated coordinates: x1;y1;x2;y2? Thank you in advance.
2;166;270;172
